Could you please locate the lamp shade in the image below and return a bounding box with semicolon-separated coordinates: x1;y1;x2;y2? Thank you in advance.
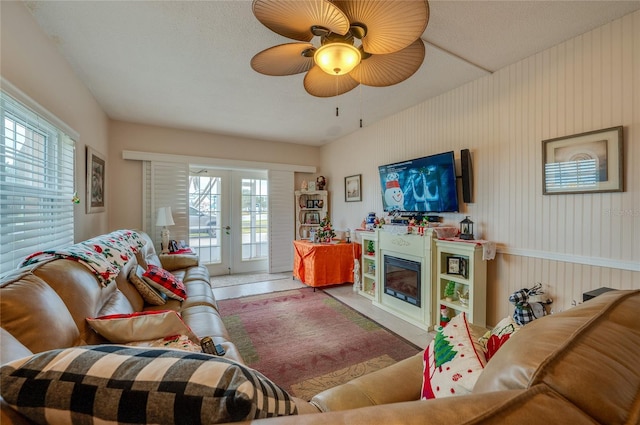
156;207;175;227
314;43;361;75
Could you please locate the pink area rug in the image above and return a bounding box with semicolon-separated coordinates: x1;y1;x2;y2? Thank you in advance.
218;288;421;400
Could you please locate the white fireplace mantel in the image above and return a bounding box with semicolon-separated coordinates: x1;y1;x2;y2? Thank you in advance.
374;227;438;330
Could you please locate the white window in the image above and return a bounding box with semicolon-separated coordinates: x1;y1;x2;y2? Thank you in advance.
0;89;76;275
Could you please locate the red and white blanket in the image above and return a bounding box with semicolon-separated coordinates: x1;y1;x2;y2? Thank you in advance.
20;230;146;286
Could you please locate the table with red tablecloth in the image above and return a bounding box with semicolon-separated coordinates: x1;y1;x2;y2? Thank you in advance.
293;240;362;287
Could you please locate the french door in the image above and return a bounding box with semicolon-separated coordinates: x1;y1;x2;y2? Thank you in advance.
188;169;268;276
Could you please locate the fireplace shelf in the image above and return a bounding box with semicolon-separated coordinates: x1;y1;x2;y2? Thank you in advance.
435;240;487;328
358;231;378;300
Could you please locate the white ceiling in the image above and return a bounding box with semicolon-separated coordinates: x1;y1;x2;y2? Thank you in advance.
23;1;640;146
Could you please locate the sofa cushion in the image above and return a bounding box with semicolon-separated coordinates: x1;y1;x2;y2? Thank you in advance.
129;265;167;306
0;345;298;425
142;265;187;301
422;312;486;399
86;310;196;344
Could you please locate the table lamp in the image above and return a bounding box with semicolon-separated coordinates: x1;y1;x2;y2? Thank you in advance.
156;206;175;254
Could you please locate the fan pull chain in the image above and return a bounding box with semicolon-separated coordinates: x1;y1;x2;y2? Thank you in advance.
336;107;339;117
359;85;363;128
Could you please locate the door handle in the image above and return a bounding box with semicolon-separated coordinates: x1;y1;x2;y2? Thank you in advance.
225;225;231;235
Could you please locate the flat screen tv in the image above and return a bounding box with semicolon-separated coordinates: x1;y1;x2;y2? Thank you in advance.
378;151;459;214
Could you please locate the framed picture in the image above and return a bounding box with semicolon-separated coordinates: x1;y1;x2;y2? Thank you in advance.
345;174;362;202
542;126;623;195
447;256;467;278
447;256;461;275
86;147;106;213
306;199;315;209
305;212;320;224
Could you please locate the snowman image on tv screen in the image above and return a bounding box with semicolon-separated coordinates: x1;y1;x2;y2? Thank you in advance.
384;172;405;211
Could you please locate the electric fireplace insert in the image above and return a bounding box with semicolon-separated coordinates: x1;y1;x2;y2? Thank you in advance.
384;255;421;307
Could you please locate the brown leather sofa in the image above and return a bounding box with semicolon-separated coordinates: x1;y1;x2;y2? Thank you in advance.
2;231;639;424
0;230;319;424
248;288;639;425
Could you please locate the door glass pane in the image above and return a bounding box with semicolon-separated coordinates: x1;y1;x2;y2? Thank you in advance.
188;174;221;264
241;178;268;261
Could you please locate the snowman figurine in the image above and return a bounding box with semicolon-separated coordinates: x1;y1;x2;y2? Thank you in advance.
384;173;404;211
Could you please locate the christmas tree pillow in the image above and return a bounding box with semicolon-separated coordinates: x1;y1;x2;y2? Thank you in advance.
421;312;487;399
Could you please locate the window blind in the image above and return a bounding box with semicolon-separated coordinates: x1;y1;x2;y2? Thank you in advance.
142;161;189;251
0;91;76;275
268;170;294;273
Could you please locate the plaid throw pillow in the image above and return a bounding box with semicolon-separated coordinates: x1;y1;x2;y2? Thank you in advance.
142;265;187;301
1;345;297;425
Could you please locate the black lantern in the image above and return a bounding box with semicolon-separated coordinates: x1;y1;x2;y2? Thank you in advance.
460;216;474;240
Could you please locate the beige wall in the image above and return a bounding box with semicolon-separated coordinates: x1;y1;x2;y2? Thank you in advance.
108;120;320;231
320;10;640;323
0;1;110;241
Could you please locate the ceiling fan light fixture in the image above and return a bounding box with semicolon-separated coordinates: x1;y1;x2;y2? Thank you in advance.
314;42;361;75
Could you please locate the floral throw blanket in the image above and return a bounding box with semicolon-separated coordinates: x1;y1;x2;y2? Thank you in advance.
20;230;146;287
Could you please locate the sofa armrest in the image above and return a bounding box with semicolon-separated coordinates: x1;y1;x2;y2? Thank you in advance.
159;254;199;271
311;352;423;412
236;386;598;425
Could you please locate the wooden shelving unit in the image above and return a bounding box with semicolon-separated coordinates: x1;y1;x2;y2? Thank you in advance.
435;240;487;327
294;190;328;240
358;230;378;300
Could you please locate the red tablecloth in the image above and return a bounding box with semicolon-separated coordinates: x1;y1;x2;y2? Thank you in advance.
293;240;362;287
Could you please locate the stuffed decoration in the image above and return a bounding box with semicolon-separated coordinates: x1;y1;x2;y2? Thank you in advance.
509;282;552;326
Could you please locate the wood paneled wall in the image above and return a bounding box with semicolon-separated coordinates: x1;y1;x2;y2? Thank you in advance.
321;11;639;325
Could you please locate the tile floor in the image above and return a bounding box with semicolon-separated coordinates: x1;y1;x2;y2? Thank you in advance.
212;276;433;349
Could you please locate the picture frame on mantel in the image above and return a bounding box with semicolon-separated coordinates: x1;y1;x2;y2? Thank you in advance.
345;174;362;202
542;126;623;195
86;147;106;213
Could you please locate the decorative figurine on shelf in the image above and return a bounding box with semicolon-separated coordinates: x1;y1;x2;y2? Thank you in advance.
366;212;376;230
444;281;457;302
316;175;326;190
460;216;474;240
457;289;470;306
366;240;375;255
301;180;308;192
353;258;361;293
440;305;451;327
317;215;336;242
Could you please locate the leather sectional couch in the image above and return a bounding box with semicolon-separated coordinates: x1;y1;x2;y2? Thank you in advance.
1;229;639;424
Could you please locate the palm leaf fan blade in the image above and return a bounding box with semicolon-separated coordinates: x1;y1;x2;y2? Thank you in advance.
335;0;429;54
251;43;315;76
304;67;359;97
350;39;425;87
252;0;350;42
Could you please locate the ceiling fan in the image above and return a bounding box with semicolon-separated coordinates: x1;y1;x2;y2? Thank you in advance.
250;0;430;97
